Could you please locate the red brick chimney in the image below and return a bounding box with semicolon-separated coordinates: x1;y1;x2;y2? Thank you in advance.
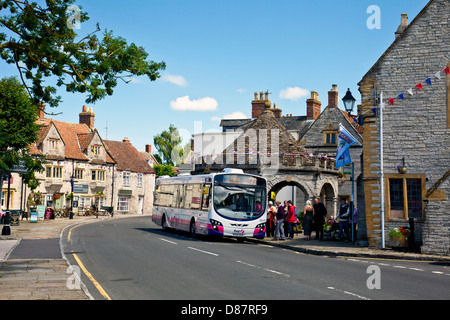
38;103;45;120
145;144;152;153
252;91;272;118
79;106;95;129
123;137;130;143
328;85;339;108
306;91;321;120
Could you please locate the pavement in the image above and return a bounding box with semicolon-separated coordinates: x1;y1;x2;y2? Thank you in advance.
0;215;449;300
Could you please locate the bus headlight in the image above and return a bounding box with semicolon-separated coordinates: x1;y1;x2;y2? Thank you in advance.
210;219;223;231
256;223;266;232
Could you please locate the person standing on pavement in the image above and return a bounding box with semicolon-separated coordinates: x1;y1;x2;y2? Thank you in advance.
302;200;314;240
286;200;296;239
313;197;327;241
266;201;276;238
337;198;350;240
273;200;285;241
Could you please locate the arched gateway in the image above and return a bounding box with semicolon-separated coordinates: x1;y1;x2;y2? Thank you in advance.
191;108;340;217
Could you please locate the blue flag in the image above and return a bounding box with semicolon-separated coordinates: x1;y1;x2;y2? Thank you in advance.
335;124;360;168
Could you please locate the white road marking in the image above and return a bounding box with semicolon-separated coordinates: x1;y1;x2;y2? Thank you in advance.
159;238;178;245
188;247;219;257
327;286;370;300
236;261;290;277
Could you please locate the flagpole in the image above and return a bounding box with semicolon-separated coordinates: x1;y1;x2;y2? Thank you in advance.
379;91;385;249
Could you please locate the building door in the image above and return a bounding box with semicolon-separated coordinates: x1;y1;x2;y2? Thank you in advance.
138;196;144;215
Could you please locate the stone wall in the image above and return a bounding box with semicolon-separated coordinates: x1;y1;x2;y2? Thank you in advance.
358;0;450;254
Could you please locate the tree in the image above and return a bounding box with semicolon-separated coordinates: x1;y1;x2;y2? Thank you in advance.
0;76;44;188
153;164;177;178
0;0;166;112
153;124;191;166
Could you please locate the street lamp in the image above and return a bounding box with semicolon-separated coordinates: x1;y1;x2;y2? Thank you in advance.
342;88;356;117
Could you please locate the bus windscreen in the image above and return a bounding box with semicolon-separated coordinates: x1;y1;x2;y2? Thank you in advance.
213;174;266;221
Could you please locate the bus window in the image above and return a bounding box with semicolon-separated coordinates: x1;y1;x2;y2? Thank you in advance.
201;184;211;211
191;184;202;210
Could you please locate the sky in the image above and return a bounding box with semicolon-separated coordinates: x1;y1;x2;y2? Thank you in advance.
1;0;430;153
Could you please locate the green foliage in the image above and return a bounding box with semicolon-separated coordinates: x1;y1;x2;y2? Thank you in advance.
153;164;177;178
0;0;165;109
0;76;44;187
153;124;190;166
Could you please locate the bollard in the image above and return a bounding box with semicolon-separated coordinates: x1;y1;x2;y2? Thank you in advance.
1;211;11;236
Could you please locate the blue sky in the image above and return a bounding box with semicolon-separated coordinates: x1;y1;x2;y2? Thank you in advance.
2;0;429;153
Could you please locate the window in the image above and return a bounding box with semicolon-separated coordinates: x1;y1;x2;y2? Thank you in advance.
118;197;129;212
136;174;143;187
74;169;84;180
92;145;102;156
91;170;105;181
123;172;130;186
46;166;63;179
1;189;14;210
386;175;425;220
79;197;91;208
323;131;338;145
48;139;59;151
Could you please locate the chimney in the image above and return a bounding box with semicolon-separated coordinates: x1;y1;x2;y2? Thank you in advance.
123;137;130;143
328;85;339;109
79;105;95;129
395;13;408;38
145;144;152;153
39;103;45;120
252;90;272;118
306;91;321;120
272;103;282;118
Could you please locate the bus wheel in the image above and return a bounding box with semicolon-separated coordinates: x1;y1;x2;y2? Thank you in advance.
189;220;196;238
162;214;168;232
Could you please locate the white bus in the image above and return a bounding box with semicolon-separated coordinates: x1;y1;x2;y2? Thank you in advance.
152;169;267;239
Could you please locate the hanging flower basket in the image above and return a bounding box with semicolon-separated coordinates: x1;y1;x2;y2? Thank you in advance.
397;166;407;174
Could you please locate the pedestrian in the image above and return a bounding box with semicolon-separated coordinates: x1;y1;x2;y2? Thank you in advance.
337;198;350;240
313;197;327;241
283;200;289;237
273;200;285;241
286;200;296;239
303;200;314;240
266;201;276;238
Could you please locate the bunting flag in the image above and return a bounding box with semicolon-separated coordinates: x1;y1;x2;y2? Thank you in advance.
382;63;448;107
371;107;377;116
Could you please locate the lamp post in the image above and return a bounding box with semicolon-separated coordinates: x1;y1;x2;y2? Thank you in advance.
342;88;356;242
342;88;356;118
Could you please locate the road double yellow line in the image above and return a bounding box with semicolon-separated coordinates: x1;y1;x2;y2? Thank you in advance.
67;222;112;300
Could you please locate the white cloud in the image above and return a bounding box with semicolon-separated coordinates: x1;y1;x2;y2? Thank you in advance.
279;87;309;101
161;73;187;87
236;88;246;94
211;111;248;122
171;96;218;112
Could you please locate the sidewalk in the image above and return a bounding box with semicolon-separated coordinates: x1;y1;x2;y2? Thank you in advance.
0;215;115;300
1;216;449;300
251;233;450;263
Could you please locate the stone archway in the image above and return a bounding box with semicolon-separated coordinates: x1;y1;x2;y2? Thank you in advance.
318;182;337;218
268;179;312;209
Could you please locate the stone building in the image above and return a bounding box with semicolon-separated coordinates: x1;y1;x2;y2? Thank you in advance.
358;0;450;254
2;106;155;216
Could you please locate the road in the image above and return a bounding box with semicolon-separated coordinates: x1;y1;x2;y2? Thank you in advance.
62;216;450;301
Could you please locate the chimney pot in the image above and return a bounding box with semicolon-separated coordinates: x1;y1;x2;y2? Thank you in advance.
307;91;321;120
123;137;130;143
145;144;152;153
39;103;46;120
395;13;409;38
328;85;339;108
79;105;95;128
